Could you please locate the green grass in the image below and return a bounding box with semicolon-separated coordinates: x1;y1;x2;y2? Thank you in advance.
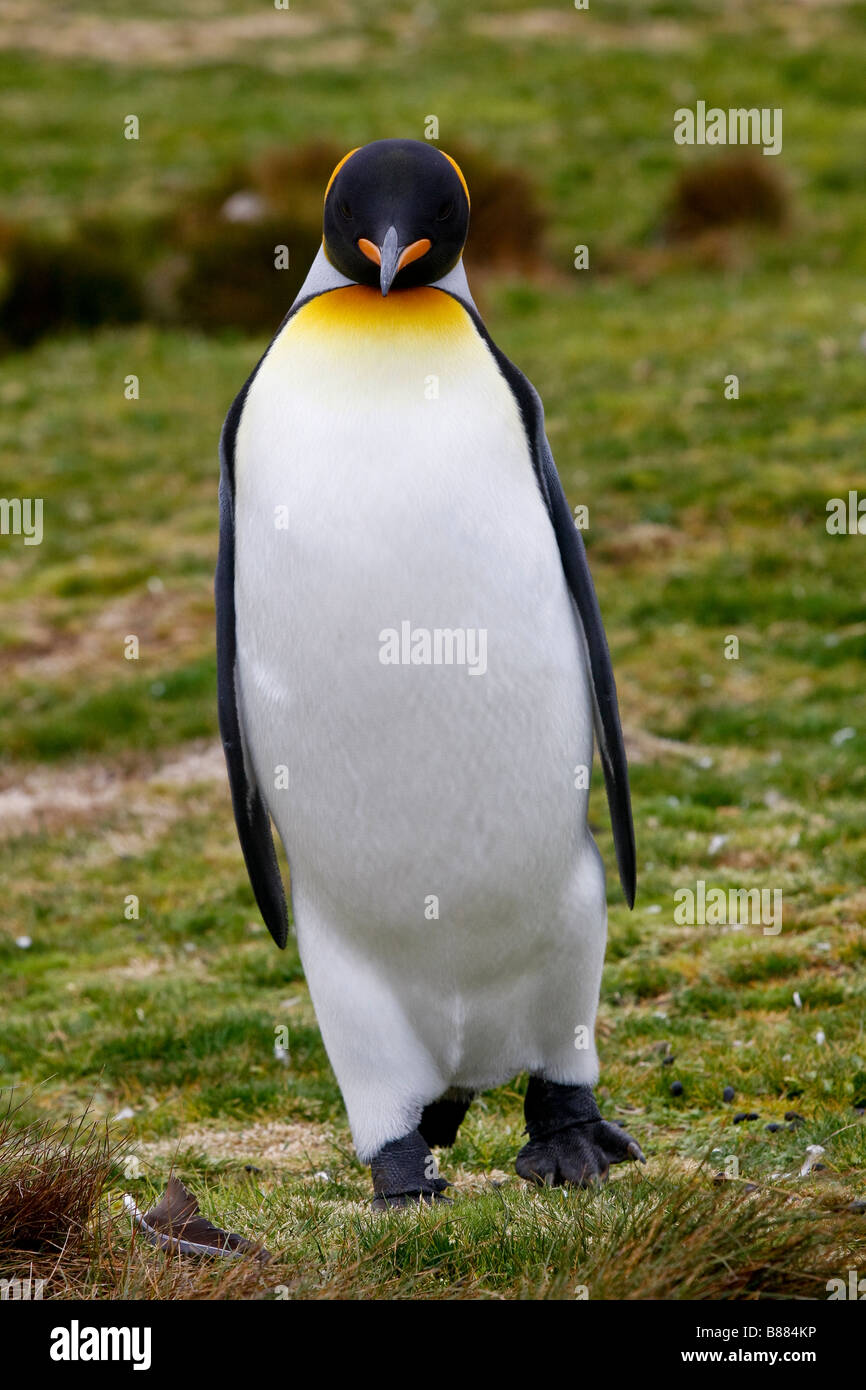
1;0;865;1298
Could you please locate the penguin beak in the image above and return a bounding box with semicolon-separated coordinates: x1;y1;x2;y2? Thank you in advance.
377;225;401;297
358;228;433;296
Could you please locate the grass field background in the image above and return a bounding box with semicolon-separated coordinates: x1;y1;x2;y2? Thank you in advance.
1;0;864;1298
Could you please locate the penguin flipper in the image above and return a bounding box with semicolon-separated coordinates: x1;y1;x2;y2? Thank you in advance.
215;395;290;950
213;272;350;951
535;433;637;909
455;301;636;907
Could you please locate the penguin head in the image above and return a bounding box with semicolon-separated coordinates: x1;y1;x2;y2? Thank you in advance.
322;139;470;295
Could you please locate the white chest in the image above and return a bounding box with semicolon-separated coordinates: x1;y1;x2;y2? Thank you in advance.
232;286;591;920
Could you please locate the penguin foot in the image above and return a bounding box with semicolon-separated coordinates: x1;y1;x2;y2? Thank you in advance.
515;1077;646;1189
370;1128;451;1211
515;1121;644;1188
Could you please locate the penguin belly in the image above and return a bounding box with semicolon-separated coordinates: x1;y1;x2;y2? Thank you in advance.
234;286;607;1159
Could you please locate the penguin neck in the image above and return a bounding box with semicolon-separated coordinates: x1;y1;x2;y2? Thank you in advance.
291;246;477;317
429;257;476;310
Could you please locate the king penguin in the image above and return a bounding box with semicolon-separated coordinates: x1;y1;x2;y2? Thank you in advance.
216;138;644;1205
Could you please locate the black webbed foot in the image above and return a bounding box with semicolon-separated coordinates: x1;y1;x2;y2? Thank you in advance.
370;1128;451;1210
515;1077;646;1189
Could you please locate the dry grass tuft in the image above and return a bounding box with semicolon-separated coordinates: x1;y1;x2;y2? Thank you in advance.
663;153;789;241
0;1098;282;1299
0;1099;116;1257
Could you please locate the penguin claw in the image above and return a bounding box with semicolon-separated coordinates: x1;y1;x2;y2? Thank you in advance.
516;1118;646;1190
371;1190;452;1212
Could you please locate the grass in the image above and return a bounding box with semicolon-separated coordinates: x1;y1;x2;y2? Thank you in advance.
1;0;865;1298
2;1103;863;1301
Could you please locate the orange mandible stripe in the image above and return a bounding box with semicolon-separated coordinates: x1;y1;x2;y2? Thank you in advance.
324;147;361;200
439;150;470;208
397;238;431;271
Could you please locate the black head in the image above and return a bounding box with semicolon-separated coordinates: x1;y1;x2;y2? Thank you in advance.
322;139;470;295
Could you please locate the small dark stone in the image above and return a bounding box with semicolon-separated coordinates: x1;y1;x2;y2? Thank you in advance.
662;1055;675;1067
765;1123;782;1132
670;1081;683;1096
812;1163;827;1172
845;1199;866;1214
722;1086;735;1103
785;1111;805;1125
733;1111;759;1124
244;1164;262;1175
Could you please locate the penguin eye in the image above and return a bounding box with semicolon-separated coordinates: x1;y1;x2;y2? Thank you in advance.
338;200;352;220
436;199;455;221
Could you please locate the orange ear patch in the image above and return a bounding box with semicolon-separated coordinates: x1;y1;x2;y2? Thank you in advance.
439;150;470;208
324;147;361;200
